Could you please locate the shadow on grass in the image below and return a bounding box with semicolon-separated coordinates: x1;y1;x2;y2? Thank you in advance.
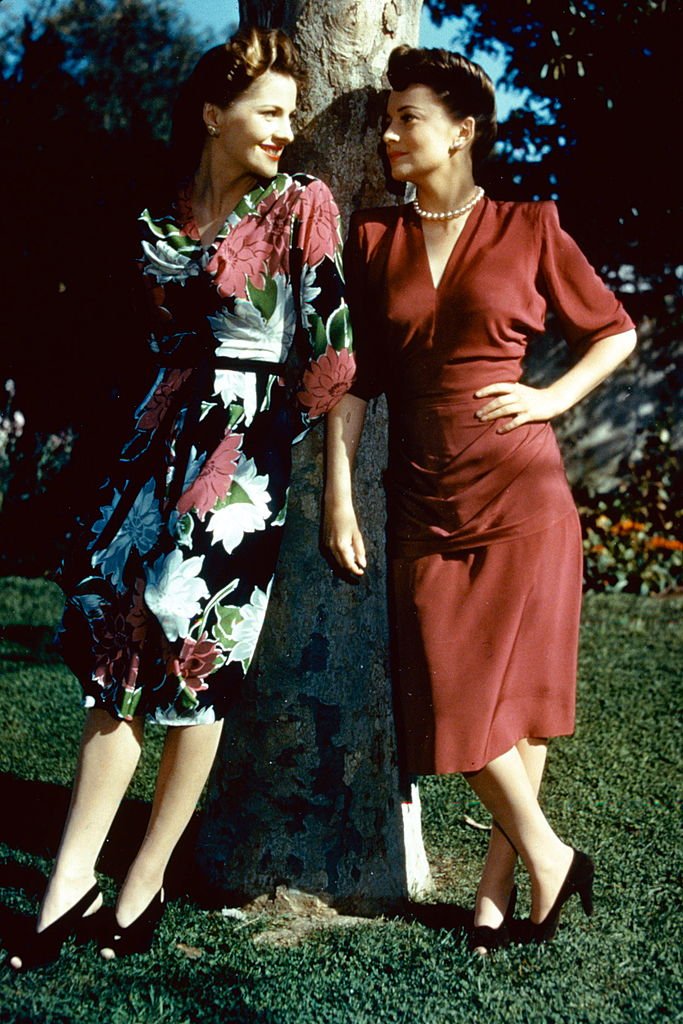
0;625;61;662
0;772;201;897
401;900;471;934
0;772;476;957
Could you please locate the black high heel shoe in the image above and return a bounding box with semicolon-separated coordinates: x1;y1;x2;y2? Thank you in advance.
8;882;102;971
524;848;594;944
468;884;518;953
100;889;165;959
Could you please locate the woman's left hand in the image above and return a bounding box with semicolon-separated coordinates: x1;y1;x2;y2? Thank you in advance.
474;382;562;433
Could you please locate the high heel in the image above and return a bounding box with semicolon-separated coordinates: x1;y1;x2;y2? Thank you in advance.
468;884;517;953
8;882;101;971
100;889;165;959
524;848;594;944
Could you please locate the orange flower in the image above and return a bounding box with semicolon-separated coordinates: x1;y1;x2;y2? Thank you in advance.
646;536;683;551
610;519;647;535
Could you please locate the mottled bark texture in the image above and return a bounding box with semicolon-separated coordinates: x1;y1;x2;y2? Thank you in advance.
196;0;429;910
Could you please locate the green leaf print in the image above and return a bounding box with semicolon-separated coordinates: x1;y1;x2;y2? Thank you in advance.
178;684;199;711
176;513;194;549
272;496;288;527
143;213;196;255
214;481;252;511
214;604;243;649
119;686;143;719
247;275;278;322
227;403;245;429
326;305;352;352
308;314;329;359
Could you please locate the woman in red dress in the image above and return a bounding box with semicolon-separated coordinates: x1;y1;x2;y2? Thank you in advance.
324;46;636;951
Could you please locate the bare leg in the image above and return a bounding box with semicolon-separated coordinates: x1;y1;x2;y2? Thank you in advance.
10;709;143;969
473;738;548;930
100;719;223;957
465;743;573;925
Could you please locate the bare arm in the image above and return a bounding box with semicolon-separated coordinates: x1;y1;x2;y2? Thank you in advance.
475;328;637;432
323;392;369;575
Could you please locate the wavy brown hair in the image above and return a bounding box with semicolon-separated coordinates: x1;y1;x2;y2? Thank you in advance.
171;26;305;176
387;45;497;166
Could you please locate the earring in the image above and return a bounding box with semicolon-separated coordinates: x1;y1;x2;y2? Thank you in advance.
448;140;463;155
207;125;220;137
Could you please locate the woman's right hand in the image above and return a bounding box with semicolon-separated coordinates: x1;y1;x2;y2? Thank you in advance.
323;500;367;576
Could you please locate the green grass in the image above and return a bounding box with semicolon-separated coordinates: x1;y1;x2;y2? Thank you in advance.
0;578;681;1024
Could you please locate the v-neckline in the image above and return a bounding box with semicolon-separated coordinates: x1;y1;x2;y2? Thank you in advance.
177;176;275;253
412;196;487;291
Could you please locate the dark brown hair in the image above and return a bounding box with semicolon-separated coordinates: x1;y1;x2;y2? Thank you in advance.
171;26;305;174
387;45;497;166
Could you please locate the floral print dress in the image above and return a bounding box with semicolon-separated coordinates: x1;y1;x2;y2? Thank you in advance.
57;173;355;725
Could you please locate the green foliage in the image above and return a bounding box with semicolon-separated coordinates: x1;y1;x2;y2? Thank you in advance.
576;426;683;595
2;0;212;140
0;0;215;576
0;580;681;1023
425;0;680;284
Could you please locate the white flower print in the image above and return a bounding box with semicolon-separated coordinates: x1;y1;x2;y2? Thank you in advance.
207;275;296;363
207;457;271;555
300;263;322;326
181;446;206;492
152;704;217;726
141;239;202;285
213;370;259;427
227;580;273;670
90;477;162;590
144;550;210;642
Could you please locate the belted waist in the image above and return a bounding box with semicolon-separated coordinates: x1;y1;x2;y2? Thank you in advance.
157;354;287;374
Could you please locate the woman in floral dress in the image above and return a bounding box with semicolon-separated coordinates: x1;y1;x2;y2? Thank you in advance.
9;27;354;969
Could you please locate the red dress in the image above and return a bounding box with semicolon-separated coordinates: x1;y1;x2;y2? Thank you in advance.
344;198;634;774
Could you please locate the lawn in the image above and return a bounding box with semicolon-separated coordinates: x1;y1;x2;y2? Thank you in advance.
0;577;681;1024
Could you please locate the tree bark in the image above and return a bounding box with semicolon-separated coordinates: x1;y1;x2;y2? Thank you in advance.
196;0;432;911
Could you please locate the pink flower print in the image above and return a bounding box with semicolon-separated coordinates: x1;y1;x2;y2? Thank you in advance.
168;633;220;692
136;369;192;431
296;180;341;266
176;431;243;520
262;200;296;278
298;346;356;418
209;221;271;299
126;577;149;646
92;609;130;687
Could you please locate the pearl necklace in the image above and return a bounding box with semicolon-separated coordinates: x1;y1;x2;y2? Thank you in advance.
413;185;485;221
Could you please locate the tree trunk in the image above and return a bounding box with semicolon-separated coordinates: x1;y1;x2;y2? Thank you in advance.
196;0;432;910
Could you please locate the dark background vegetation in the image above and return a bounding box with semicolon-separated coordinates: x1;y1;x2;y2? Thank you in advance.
0;0;680;584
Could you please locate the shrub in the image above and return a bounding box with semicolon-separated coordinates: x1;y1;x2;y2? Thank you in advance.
576;425;682;595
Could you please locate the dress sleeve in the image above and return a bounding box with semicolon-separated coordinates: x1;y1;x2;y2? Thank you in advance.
343;213;385;402
292;178;356;429
537;202;635;351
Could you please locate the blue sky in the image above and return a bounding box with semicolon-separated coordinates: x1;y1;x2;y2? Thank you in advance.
180;1;458;46
180;1;517;116
4;0;518;115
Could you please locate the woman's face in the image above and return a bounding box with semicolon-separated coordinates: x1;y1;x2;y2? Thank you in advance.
206;70;297;178
383;84;464;185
